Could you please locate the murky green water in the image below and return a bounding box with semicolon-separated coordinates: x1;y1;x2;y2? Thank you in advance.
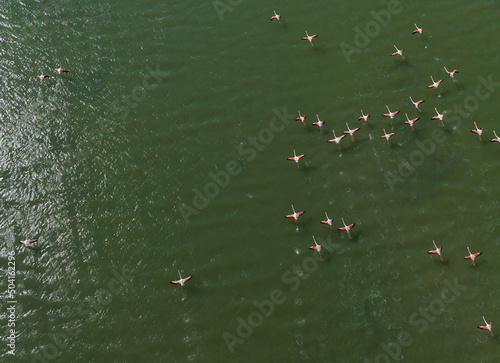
1;0;499;362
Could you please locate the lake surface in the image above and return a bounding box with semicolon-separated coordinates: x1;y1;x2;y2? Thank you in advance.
1;0;499;362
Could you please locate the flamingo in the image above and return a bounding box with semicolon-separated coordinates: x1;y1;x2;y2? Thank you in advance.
320;212;334;230
409;96;425;112
170;270;192;291
431;107;444;126
391;45;405;59
343;123;360;142
296;111;306;125
37;74;49;79
412;24;423;36
338;217;355;239
270;10;281;24
427;240;443;261
471;122;483;141
491;130;500;143
54;68;69;73
309;235;323;259
382;105;400;126
358;110;370;123
404;113;420;132
380;129;395;144
285;204;305;225
302;31;318;46
313;114;325;133
444;67;458;83
478;316;493;337
19;239;38;252
287;150;306;168
464;246;482;266
327;130;346;152
428;75;443;91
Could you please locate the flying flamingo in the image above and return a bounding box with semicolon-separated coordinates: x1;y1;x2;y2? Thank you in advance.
54;68;69;73
471;122;483;141
309;235;323;259
412;24;423;36
380;129;395;144
296;111;306;125
491;130;500;143
391;45;405;59
478;316;493;337
464;246;482;266
287;150;306;168
444;67;458;82
358;110;370;123
404;113;419;132
343;123;360;141
409;96;425;112
428;75;443;91
432;107;444;126
382;105;400;126
320;212;334;230
302;31;318;46
285;204;305;225
338;217;355;239
37;74;49;79
19;238;38;252
313;114;325;133
427;240;443;261
270;10;281;24
170;270;192;291
327;130;346;152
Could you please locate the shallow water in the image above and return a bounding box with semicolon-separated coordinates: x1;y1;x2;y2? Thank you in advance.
1;0;499;362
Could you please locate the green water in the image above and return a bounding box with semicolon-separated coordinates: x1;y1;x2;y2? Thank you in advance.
1;0;499;362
